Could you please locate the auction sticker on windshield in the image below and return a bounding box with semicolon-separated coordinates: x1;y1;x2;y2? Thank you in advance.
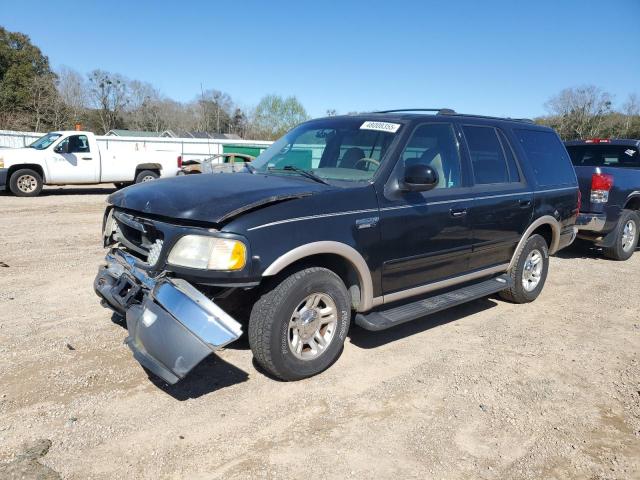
360;121;401;133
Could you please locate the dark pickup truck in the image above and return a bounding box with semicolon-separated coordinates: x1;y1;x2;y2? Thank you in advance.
566;139;640;260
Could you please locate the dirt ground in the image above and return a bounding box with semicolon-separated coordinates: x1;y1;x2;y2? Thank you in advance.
0;185;639;480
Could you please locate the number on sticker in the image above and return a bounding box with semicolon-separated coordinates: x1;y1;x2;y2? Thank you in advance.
360;121;401;133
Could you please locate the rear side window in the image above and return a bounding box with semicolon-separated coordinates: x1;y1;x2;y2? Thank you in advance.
463;125;509;184
514;129;576;186
567;145;639;168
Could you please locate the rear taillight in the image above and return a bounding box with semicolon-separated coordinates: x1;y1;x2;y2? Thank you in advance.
590;172;613;203
177;155;183;168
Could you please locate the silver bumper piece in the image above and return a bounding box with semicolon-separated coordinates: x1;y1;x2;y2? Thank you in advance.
575;213;606;232
94;250;243;384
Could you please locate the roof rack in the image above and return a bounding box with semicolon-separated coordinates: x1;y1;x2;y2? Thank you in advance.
374;108;456;115
449;113;535;124
372;109;534;124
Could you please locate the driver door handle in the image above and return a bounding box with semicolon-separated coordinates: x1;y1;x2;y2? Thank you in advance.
450;208;467;218
81;156;92;160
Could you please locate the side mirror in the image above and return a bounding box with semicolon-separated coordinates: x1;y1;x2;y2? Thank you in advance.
54;141;69;154
402;163;439;192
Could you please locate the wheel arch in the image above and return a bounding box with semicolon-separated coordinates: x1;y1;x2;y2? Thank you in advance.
135;163;162;173
508;215;560;271
623;192;640;211
8;163;46;182
262;241;374;312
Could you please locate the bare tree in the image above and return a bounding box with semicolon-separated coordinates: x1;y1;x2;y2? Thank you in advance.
127;80;167;131
56;66;88;128
29;73;57;132
88;70;129;133
621;93;639;137
544;85;613;139
196;89;233;133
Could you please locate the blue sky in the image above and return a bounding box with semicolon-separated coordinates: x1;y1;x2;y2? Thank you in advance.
1;0;639;118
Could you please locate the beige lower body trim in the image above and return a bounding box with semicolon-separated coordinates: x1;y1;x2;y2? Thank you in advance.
262;241;375;312
508;215;561;270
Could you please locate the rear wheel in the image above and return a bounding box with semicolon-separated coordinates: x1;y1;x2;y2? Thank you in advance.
603;210;639;261
135;170;159;183
9;168;43;197
248;267;351;381
499;234;549;304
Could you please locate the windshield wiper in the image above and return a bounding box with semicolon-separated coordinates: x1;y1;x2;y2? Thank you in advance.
269;165;329;185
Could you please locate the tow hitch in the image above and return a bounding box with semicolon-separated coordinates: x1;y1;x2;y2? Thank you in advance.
94;250;243;384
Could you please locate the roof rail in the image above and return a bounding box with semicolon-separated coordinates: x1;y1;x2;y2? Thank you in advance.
447;113;535;124
374;108;456;115
371;109;535;124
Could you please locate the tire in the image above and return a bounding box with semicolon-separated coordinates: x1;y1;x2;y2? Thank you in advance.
9;168;43;197
135;170;159;184
499;234;549;304
248;267;351;381
603;210;639;261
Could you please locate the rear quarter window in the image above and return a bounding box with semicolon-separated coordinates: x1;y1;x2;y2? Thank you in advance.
514;129;576;187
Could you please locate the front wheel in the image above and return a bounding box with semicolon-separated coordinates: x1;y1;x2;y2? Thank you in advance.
499;234;549;304
603;210;639;261
9;168;43;197
248;267;351;381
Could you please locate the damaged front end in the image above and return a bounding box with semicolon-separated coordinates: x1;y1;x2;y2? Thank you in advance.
94;249;243;384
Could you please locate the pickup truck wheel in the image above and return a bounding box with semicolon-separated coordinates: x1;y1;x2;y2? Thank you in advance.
9;168;43;197
603;210;639;261
499;234;549;304
135;170;159;183
248;267;351;381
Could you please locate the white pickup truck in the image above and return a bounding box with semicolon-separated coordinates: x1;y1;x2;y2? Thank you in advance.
0;131;182;196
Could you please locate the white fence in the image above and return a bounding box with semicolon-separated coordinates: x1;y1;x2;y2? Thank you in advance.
0;130;272;162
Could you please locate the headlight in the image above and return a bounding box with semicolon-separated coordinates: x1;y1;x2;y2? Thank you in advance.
167;235;246;270
0;157;4;168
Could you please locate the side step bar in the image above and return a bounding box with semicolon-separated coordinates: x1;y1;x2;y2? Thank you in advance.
355;274;512;331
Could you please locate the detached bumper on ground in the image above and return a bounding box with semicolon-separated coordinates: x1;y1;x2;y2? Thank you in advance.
94;249;243;384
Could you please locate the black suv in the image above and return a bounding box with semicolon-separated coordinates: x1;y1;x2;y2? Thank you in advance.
94;110;579;383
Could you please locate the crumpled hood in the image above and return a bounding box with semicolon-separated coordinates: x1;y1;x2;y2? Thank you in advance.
108;172;332;224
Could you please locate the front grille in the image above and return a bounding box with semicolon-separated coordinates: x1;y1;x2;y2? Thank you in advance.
113;210;165;261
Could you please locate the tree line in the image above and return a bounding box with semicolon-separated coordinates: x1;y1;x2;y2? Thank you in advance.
535;86;640;140
1;26;638;141
0;26;309;140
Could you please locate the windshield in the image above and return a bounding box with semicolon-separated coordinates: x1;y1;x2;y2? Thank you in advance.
28;133;62;150
252;118;401;183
